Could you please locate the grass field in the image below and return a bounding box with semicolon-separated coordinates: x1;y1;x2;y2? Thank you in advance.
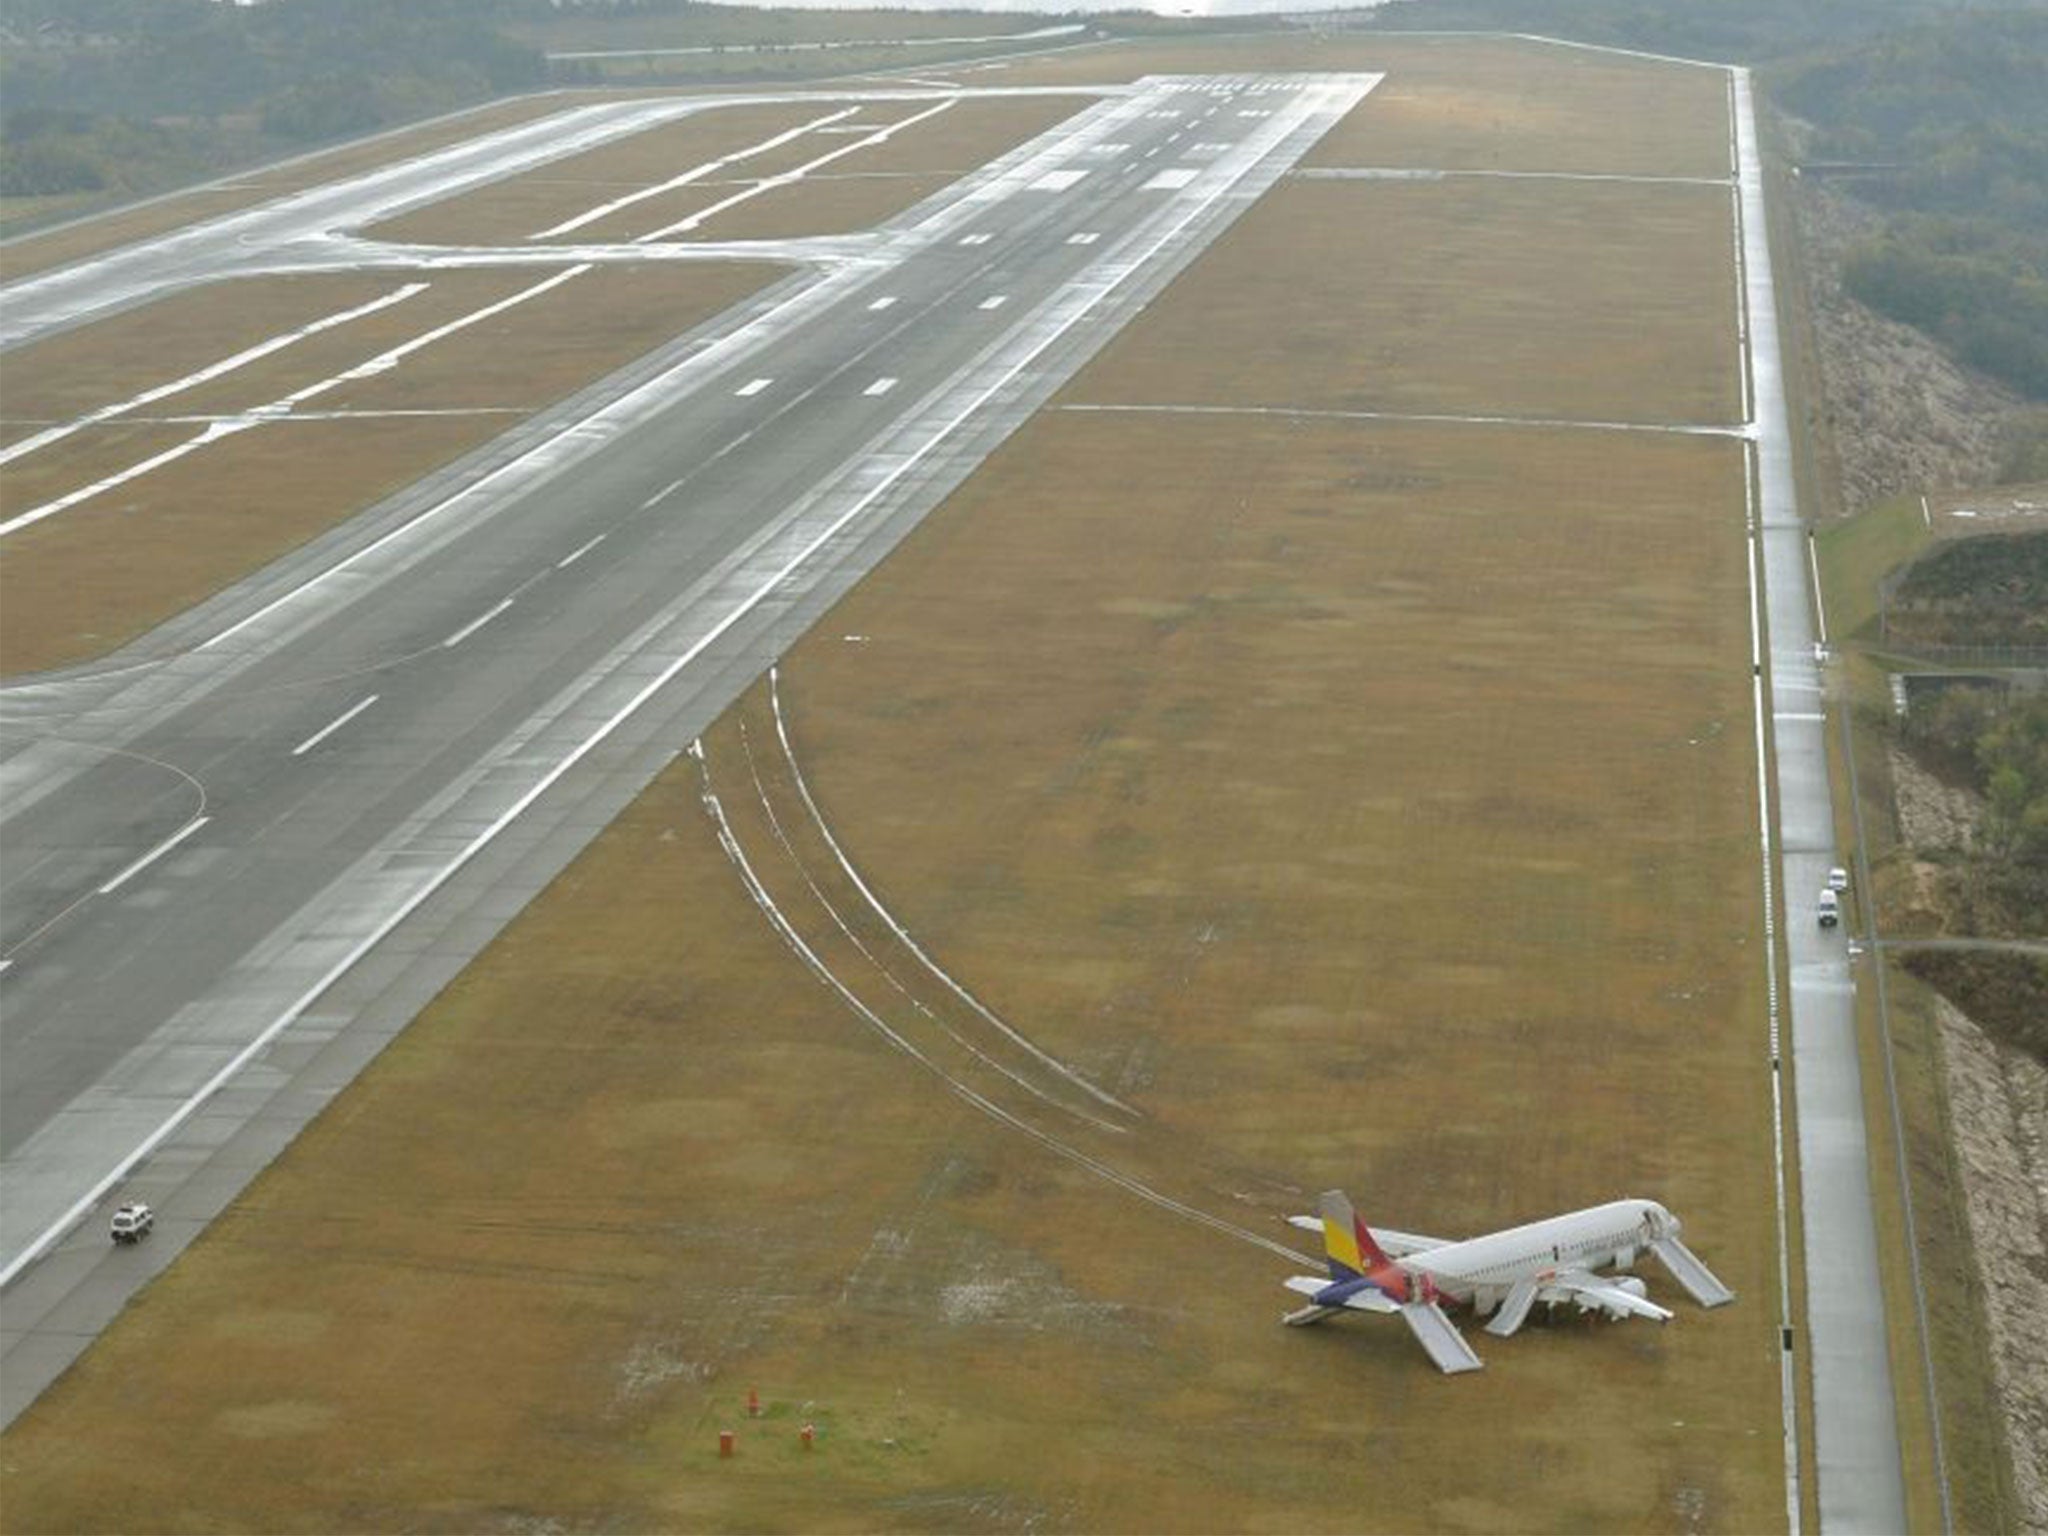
2;34;1794;1533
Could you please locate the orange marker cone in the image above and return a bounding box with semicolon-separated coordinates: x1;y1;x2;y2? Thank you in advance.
800;1423;815;1451
746;1387;761;1418
718;1430;735;1459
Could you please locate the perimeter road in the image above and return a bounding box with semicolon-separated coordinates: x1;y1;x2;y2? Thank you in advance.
1734;66;1909;1535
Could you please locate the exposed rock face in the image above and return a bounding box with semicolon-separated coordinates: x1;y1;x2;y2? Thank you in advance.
1790;179;2021;517
1933;997;2048;1533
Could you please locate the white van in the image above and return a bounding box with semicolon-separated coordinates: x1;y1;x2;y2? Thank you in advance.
1817;890;1841;929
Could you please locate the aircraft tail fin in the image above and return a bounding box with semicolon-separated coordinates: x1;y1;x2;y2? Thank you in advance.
1318;1189;1393;1280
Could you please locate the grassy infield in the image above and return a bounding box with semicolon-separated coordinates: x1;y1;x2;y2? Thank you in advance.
0;32;1914;1533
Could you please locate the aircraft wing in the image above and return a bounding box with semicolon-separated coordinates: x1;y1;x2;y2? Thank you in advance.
1285;1215;1449;1257
1564;1274;1674;1323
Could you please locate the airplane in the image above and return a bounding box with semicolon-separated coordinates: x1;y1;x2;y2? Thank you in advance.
1281;1189;1733;1374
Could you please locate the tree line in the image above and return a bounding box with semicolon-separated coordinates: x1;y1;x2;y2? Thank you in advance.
1;0;543;198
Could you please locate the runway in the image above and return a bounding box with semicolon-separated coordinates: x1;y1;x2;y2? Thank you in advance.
0;72;1377;1426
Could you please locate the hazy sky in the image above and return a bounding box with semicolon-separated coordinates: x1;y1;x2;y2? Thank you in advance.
701;0;1401;14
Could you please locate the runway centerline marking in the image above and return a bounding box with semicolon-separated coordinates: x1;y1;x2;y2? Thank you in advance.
291;694;379;757
556;533;606;568
735;377;773;397
863;376;899;396
959;232;994;246
977;294;1009;310
97;817;211;896
442;599;515;649
1067;231;1100;244
867;295;898;311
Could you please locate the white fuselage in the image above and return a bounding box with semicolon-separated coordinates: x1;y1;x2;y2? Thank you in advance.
1402;1198;1668;1309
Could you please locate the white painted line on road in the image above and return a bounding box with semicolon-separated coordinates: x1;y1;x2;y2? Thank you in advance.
863;377;899;397
959;232;994;246
1029;169;1087;191
1776;712;1825;722
443;598;514;649
867;295;898;311
1807;531;1828;644
557;532;606;568
291;694;378;757
978;294;1009;311
97;817;211;896
1142;168;1199;190
735;377;773;397
1067;231;1100;245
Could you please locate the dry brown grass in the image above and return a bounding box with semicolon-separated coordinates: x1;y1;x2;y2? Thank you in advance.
0;406;1780;1533
0;39;1789;1533
1068;177;1740;427
996;33;1730;180
0;262;781;674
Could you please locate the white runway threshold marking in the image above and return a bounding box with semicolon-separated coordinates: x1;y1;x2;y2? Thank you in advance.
1029;169;1087;191
291;694;379;756
1142;168;1199;190
97;817;211;896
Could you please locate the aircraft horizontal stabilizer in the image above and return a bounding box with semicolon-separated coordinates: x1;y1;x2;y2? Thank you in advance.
1401;1300;1483;1374
1651;1237;1735;1308
1283;1275;1399;1313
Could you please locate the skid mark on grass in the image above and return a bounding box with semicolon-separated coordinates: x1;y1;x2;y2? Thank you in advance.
735;718;1128;1135
769;664;1134;1115
695;728;1308;1266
